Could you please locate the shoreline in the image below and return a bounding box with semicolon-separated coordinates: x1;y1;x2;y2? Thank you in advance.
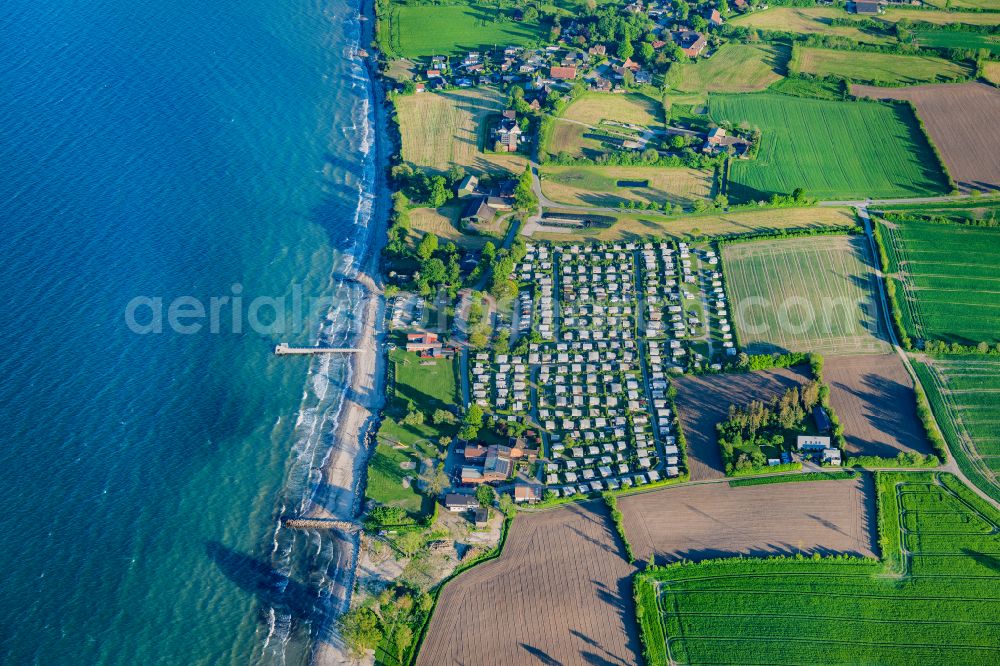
310;0;392;662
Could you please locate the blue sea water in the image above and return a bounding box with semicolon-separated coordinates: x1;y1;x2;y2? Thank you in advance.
0;0;376;663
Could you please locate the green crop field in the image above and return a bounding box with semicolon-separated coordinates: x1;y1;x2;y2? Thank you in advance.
878;219;1000;345
668;43;786;93
797;47;973;85
915;30;1000;56
710;93;950;200
913;357;1000;503
722;235;891;356
380;3;546;58
635;472;1000;665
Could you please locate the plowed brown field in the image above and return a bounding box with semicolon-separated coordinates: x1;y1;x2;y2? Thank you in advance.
618;476;878;565
416;501;640;666
824;353;934;458
851;82;1000;193
674;367;813;480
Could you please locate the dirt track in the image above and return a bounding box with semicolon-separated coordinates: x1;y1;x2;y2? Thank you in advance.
618;476;877;565
674;367;812;480
417;501;640;666
852;82;1000;193
824;353;933;458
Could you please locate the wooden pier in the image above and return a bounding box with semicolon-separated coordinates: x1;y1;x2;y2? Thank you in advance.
274;343;362;356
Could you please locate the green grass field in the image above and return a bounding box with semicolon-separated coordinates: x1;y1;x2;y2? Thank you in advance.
722;235;891;356
635;472;1000;665
710;93;950;200
391;347;458;410
381;3;546;58
539;165;713;209
365;348;458;519
913;358;1000;503
878;219;1000;345
797;47;973;85
915;30;1000;56
668;43;786;93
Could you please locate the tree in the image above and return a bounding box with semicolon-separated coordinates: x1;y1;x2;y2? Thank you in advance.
465;404;484;428
617;37;634;60
396;530;425;557
514;166;537;211
498;493;516;517
367;505;407;528
432;409;455;425
423;464;449;495
394;625;414;663
402;408;425;426
670;134;688;150
476;484;496;507
417;233;438;261
493;329;510;355
427;176;451;208
639;41;655;64
523;5;539;21
340;608;382;658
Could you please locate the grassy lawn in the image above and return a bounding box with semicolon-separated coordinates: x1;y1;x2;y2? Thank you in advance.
365;347;459;519
710;93;950;200
560;92;665;127
395;88;527;175
878;219;1000;345
531;205;858;242
365;440;434;520
914;30;1000;55
882;7;1000;24
797;47;973;85
381;3;546;58
729;7;892;45
913;358;1000;503
548;119;607;159
722;235;891;356
668;43;787;94
407;202;502;251
635;472;1000;665
538;165;713;209
391;347;458;411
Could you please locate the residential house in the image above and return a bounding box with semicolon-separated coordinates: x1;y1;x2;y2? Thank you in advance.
405;331;441;353
443;493;480;512
550;66;578;80
514;483;543;504
460;196;497;225
672;30;708;58
493;110;522;152
853;1;881;14
797;435;832;451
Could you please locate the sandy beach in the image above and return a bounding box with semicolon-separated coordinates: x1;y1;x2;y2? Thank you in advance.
310;0;391;662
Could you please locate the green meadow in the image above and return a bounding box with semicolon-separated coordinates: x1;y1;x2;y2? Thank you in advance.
380;3;546;58
710;93;950;200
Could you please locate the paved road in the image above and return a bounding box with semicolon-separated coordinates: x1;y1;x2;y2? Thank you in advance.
856;204;999;511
